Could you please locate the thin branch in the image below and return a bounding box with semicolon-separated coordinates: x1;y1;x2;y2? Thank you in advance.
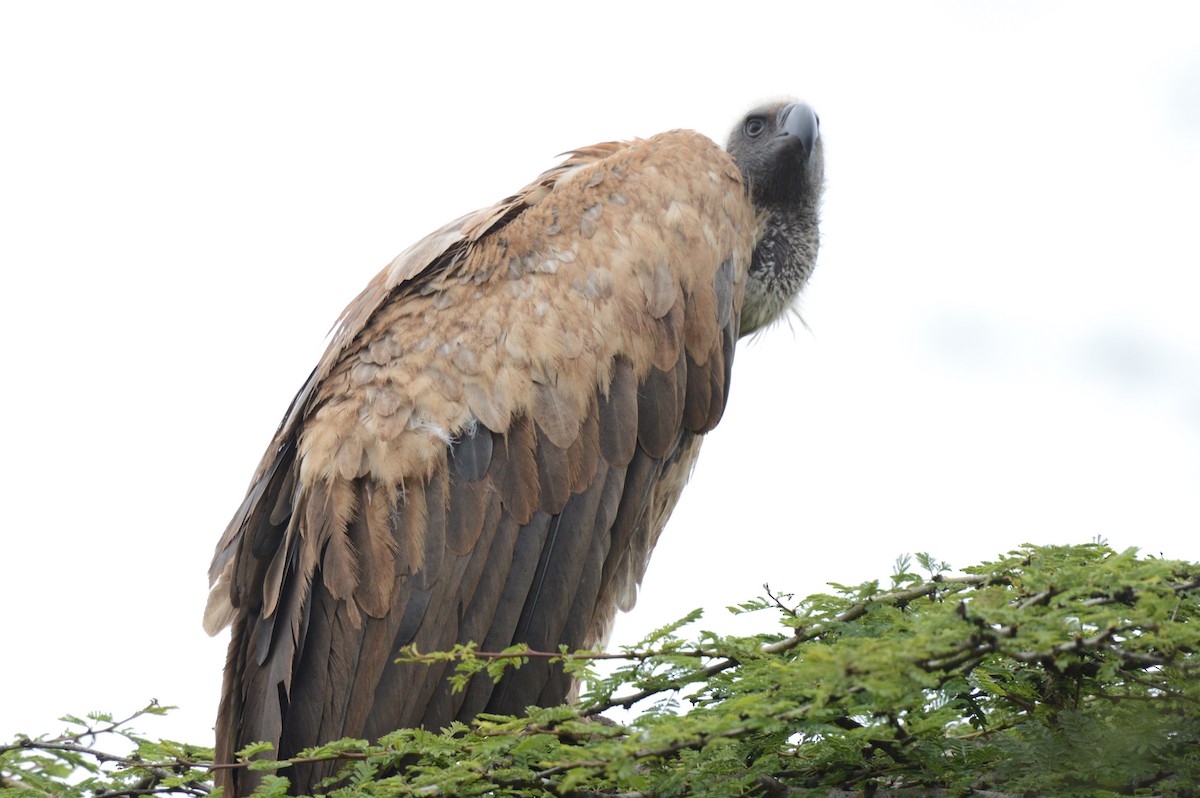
1012;626;1123;663
764;584;800;620
1080;576;1200;608
0;739;201;770
1018;589;1061;610
0;773;56;798
402;646;715;663
582;575;991;716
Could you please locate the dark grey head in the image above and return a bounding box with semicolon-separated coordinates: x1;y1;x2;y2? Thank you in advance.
726;100;824;336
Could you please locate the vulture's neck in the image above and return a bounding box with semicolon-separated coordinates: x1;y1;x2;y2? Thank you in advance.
740;202;820;337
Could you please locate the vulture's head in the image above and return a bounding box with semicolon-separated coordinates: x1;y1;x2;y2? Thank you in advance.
726;99;824;336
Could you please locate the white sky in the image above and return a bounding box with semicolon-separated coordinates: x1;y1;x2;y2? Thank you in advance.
3;2;1198;748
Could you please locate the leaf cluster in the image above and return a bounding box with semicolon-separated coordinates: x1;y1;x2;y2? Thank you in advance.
0;702;211;798
4;544;1199;797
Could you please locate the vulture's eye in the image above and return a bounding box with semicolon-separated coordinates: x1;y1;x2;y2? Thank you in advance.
744;117;766;137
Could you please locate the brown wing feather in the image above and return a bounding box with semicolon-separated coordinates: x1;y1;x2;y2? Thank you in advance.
209;130;754;796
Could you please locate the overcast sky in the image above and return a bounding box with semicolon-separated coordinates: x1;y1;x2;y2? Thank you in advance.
3;2;1198;747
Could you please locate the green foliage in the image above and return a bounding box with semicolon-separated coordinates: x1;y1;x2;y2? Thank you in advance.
0;703;212;798
4;544;1199;797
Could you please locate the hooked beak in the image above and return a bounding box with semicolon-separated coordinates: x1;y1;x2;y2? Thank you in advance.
777;102;819;160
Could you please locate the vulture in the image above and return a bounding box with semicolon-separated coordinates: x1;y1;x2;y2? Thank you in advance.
206;99;823;796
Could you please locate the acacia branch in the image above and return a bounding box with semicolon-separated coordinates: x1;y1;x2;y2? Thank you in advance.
0;738;212;797
403;646;715;663
582;575;993;716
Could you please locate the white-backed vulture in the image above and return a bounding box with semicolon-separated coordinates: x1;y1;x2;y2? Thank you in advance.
206;100;823;796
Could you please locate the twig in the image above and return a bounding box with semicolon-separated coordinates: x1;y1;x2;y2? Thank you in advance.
582;575;991;716
402;647;714;663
